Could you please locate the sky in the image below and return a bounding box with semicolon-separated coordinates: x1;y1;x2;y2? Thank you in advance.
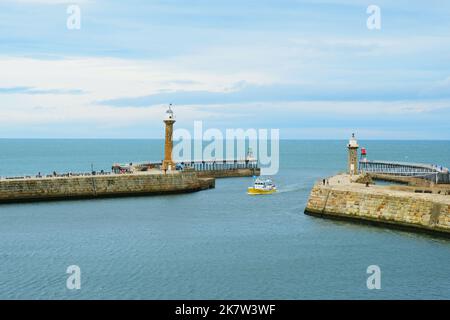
0;0;450;139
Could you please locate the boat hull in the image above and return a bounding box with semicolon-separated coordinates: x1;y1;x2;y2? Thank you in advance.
247;187;277;195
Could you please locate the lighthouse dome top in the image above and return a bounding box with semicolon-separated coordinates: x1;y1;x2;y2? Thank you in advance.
348;133;359;148
165;104;175;121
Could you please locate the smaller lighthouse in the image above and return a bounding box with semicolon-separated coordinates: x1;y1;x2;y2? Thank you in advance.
360;147;367;162
347;133;359;175
162;104;176;171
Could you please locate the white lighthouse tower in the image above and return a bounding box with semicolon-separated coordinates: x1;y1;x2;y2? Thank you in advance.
162;104;176;171
347;133;359;176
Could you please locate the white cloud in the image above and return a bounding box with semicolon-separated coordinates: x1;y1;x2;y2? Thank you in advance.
0;46;448;138
6;0;90;4
0;55;267;133
0;56;226;101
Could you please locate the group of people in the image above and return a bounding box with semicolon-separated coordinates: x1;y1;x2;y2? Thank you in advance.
432;164;449;173
35;170;107;178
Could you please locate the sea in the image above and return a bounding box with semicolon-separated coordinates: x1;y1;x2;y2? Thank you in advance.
0;139;449;299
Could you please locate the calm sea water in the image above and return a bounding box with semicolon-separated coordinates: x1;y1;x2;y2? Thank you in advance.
0;140;449;300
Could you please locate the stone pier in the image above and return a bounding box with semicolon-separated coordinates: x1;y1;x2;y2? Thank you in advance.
305;174;450;237
0;171;214;203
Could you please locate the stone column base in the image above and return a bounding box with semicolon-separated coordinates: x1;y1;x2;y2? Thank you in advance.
162;160;176;171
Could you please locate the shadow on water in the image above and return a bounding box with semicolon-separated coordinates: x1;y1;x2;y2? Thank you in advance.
305;213;450;243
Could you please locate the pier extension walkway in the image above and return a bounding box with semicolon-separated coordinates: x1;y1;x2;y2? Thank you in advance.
359;160;449;184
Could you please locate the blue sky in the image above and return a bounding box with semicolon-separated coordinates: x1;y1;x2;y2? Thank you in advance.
0;0;450;139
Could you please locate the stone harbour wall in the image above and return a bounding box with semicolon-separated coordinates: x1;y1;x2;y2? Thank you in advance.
305;183;450;236
368;173;432;187
196;168;260;179
0;171;213;203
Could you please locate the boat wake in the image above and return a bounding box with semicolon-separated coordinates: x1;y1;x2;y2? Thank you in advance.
276;183;308;194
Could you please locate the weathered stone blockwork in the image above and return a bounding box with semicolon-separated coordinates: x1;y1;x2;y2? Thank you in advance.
0;172;213;203
196;168;260;179
305;183;450;236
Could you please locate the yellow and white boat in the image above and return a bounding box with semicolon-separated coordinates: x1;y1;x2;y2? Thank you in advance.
247;178;277;195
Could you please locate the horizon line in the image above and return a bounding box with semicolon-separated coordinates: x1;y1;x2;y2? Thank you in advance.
0;138;449;141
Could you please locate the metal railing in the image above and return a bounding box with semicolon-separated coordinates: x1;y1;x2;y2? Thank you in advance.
359;160;450;184
180;160;258;171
